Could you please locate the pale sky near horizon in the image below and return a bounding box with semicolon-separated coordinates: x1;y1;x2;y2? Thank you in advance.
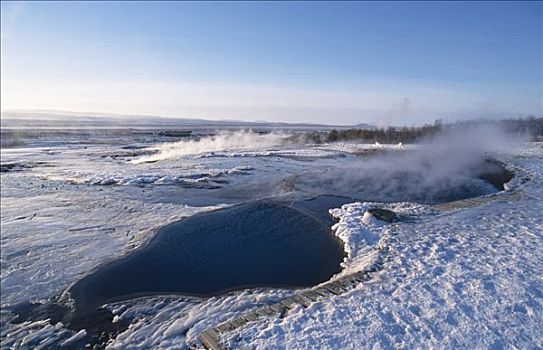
1;1;542;125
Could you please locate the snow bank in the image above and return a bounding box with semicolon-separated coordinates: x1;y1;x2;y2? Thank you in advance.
104;289;296;349
48;165;254;187
328;201;436;277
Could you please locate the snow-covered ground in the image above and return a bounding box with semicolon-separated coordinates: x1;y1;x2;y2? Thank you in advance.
1;129;541;349
0;131;351;348
223;142;543;349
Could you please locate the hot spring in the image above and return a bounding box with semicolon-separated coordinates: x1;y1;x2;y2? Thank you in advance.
69;199;347;311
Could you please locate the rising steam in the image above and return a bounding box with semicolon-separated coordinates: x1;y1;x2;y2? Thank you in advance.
132;130;291;164
297;124;522;204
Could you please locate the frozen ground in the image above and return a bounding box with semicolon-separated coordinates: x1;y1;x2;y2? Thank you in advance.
223;142;543;349
0;130;354;348
1;128;541;349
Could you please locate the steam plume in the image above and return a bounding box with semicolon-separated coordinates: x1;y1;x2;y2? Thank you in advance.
132;130;290;164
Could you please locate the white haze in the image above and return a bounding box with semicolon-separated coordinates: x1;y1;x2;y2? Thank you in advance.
299;124;523;204
132;130;291;164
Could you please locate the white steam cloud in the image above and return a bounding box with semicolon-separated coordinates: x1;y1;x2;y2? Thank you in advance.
132;130;290;164
298;124;522;204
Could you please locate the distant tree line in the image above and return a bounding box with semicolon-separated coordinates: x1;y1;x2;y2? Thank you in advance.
304;116;543;144
489;116;542;138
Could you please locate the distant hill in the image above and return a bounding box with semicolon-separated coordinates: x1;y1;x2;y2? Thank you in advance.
0;110;372;130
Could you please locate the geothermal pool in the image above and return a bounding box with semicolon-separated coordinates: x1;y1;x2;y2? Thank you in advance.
69;200;346;311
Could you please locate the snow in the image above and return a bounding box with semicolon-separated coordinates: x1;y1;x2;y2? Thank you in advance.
223;142;543;349
1;133;542;349
328;201;436;277
326;141;412;154
104;289;295;349
47;165;254;187
0;319;69;350
1;137;348;348
59;329;87;347
195;147;343;159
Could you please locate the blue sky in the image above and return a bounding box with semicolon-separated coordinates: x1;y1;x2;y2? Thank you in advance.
1;1;541;125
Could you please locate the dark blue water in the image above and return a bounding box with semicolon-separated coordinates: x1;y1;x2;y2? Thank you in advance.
69;200;346;310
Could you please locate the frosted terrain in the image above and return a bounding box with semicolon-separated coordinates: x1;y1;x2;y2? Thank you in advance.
1;127;541;349
223;143;543;349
